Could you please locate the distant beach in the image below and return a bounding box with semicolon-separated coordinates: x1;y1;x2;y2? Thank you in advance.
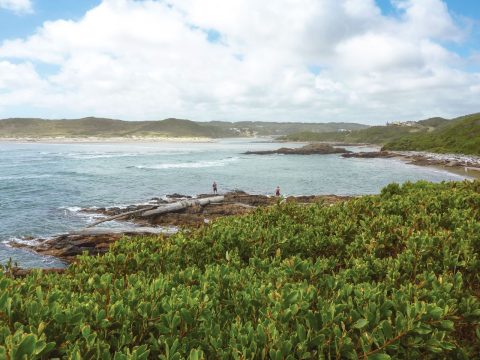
0;136;213;143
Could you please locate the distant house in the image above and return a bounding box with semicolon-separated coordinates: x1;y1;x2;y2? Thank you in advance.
387;121;417;127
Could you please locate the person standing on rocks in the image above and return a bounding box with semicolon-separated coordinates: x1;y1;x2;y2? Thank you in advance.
275;186;281;197
212;181;218;194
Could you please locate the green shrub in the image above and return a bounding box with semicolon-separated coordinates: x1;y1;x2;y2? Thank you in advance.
1;180;479;358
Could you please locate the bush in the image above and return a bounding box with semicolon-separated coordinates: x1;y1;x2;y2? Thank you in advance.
1;180;479;358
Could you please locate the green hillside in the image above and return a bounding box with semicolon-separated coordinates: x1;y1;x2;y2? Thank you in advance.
0;117;236;138
1;180;480;358
0;117;368;139
281;121;440;144
383;113;480;155
281;114;480;156
209;121;368;136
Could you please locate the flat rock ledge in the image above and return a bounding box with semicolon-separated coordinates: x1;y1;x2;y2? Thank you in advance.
342;150;480;170
245;143;352;155
10;191;350;263
342;151;397;159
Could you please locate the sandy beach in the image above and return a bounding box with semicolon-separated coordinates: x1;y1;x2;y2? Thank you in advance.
0;136;214;143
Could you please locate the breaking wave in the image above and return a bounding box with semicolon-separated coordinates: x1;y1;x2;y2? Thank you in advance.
135;157;240;170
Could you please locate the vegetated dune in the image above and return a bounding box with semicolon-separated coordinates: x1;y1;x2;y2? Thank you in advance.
282;113;480;156
0;117;236;138
0;117;368;139
382;113;480;155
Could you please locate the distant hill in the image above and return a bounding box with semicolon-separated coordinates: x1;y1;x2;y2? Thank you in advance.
280;119;444;143
280;114;480;156
0;117;368;138
208;121;368;136
0;117;236;138
382;113;480;155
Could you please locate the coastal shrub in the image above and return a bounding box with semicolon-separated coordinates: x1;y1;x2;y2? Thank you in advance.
1;180;479;358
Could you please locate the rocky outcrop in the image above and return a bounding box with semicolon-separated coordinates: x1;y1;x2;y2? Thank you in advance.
10;233;126;263
10;192;351;263
341;150;480;171
245;143;351;155
342;151;397;159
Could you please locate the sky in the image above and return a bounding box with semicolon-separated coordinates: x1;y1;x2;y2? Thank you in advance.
0;0;479;124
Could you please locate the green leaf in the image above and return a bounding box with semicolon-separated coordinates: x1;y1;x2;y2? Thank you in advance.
14;334;36;360
428;307;443;320
381;321;393;339
285;291;298;306
189;349;200;360
368;353;391;360
439;320;454;331
353;319;369;329
180;308;194;325
414;324;432;335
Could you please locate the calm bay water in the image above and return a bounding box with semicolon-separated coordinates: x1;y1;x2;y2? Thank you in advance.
0;139;468;268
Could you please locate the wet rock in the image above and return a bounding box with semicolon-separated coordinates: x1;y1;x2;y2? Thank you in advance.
150;197;169;204
245;143;351;155
167;193;192;199
342;151;397;158
341;149;480;172
11;191;351;263
10;233;126;263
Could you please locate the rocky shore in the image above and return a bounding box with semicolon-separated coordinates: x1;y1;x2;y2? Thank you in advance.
342;150;480;174
10;191;350;264
245;143;351;155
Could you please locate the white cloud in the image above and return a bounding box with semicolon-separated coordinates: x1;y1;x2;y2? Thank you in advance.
0;0;478;123
0;0;32;14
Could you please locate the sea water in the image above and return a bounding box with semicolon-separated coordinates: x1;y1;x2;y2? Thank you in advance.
0;139;468;268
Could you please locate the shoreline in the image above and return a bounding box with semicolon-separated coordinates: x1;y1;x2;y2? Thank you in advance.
337;146;480;179
8;191;351;265
0;136;215;143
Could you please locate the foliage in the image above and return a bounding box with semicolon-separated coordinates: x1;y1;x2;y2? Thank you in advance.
281;114;480;156
383;113;480;156
279;119;446;144
1;180;480;358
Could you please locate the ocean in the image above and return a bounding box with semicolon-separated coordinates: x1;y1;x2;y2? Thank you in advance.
0;139;468;268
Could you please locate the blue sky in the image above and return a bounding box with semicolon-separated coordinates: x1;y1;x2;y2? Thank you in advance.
0;0;479;123
2;1;478;51
0;1;101;39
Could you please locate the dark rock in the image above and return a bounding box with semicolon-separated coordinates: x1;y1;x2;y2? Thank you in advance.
150;197;169;204
341;151;397;158
167;193;192;199
12;192;352;263
245;143;351;155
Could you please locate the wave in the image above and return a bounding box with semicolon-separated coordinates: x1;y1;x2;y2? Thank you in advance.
65;152;140;160
59;206;82;213
4;236;45;246
64;150;198;160
135;157;240;170
0;174;52;180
